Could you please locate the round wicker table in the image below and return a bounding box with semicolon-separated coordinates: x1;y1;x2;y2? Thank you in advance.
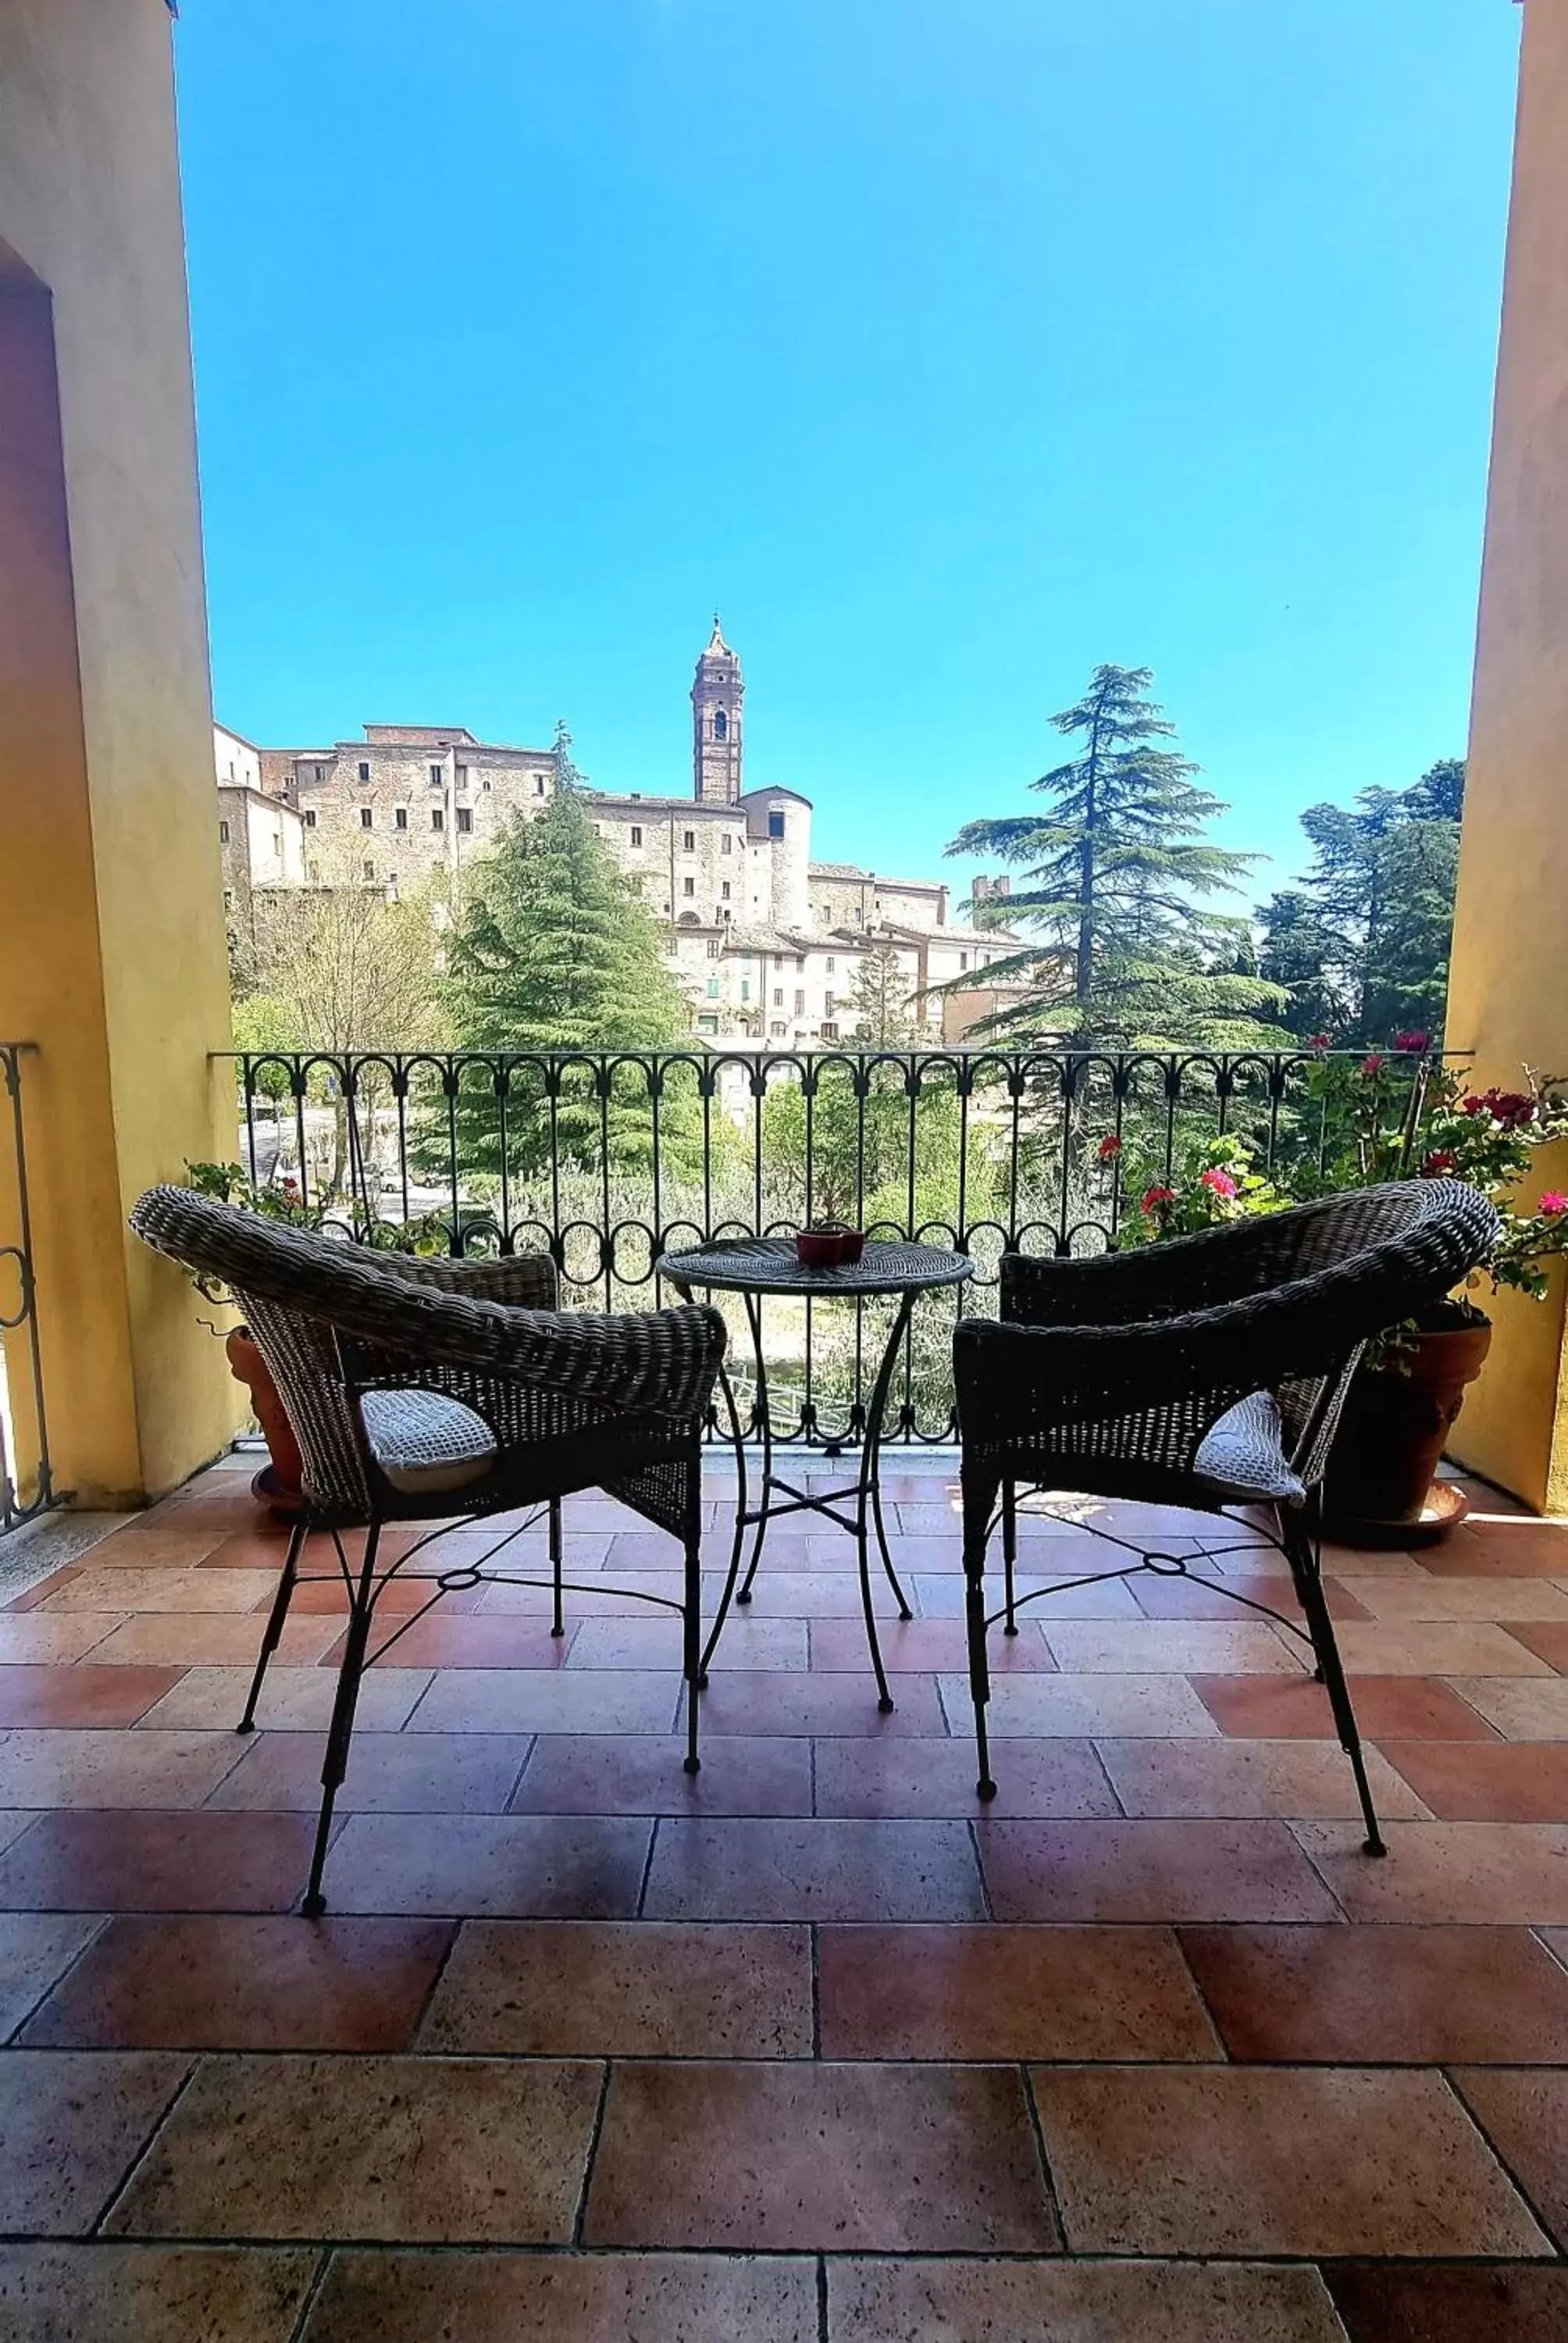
657;1237;973;1709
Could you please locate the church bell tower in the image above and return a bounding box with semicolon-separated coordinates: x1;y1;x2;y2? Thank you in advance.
692;615;744;803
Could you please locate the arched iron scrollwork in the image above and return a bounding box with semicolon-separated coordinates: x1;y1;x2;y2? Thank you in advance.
221;1046;1450;1448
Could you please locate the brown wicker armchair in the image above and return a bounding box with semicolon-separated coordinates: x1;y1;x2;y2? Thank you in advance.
953;1179;1499;1853
131;1186;726;1914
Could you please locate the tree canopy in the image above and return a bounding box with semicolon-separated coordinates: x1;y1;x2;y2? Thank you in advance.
947;663;1285;1046
1259;758;1465;1045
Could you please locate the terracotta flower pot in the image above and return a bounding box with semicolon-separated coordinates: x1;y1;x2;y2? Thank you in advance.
224;1325;304;1515
1324;1312;1492;1541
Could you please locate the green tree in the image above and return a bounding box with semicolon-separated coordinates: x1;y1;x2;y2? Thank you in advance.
947;664;1285;1045
1286;758;1464;1043
851;943;916;1045
439;787;693;1175
1257;887;1345;1041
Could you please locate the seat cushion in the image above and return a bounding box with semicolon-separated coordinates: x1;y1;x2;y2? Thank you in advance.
1192;1390;1305;1503
358;1388;498;1496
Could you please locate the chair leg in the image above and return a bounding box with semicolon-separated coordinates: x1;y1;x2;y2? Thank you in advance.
963;1467;999;1799
238;1516;308;1733
303;1521;381;1917
548;1496;565;1639
1002;1479;1019;1635
682;1530;702;1776
1281;1503;1386;1857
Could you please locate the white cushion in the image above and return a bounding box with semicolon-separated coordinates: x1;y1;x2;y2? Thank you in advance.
1192;1390;1304;1503
359;1388;497;1496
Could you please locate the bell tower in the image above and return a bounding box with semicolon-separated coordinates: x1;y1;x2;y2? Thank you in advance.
692;614;744;803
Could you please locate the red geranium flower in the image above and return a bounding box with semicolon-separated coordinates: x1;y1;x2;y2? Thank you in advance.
1420;1150;1457;1177
1395;1031;1430;1054
1306;1033;1330;1052
1098;1133;1123;1161
1140;1185;1176;1215
1361;1054;1385;1078
1199;1167;1238;1200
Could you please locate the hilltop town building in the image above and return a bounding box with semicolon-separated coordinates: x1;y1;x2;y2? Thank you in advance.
216;621;1017;1043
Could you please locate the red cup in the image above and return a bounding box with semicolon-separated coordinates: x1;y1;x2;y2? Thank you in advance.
796;1228;846;1266
838;1229;865;1263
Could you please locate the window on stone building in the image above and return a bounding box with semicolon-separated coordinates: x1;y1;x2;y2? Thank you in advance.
960;951;969;971
432;808;445;831
774;954;783;970
707;977;721;999
820;1020;839;1040
722;908;732;923
772;987;784;1007
697;1014;719;1036
358;761;370;783
825;956;835;973
825;992;835;1016
483;776;493;791
395;808;408;830
218;819;230;843
721;833;732;856
630;826;643;847
534;775;546;795
706;940;721;959
721;881;731;900
682;876;696;897
363;859;376;881
456;806;473;833
360;806;373;829
794;990;805;1015
768;811;785;839
429;764;443;786
304;809;317;828
683;829;696;853
741;980;750;1002
714;708;728;740
770;1020;786;1037
795;954;805;970
455;765;469;790
313;764;324;783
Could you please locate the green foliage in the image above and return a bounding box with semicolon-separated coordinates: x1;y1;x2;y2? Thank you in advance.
947;664;1286;1046
852;944;916;1046
761;1068;994;1237
1267;759;1464;1045
1117;1132;1287;1245
437;788;697;1177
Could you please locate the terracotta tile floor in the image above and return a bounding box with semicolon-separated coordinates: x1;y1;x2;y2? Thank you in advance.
0;1455;1566;2336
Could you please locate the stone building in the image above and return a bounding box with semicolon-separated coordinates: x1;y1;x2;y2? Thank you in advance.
218;622;1018;1043
215;724;305;961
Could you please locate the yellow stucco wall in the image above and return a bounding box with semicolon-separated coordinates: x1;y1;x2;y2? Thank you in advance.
1445;0;1568;1513
0;0;237;1503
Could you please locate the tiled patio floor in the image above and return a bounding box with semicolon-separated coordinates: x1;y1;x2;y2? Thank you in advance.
1;1453;1566;2338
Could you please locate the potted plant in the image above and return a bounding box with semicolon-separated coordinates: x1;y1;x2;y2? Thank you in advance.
180;1161;451;1514
1115;1049;1568;1539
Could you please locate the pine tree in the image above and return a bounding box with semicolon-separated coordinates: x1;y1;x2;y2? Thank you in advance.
1257;888;1345;1040
439;789;691;1175
851;943;916;1046
1285;759;1464;1044
947;664;1285;1046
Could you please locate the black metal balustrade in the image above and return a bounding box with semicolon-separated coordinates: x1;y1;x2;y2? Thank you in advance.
1;1043;57;1535
224;1046;1445;1446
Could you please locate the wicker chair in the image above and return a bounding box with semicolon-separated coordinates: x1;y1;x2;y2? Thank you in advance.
953;1179;1498;1853
130;1186;727;1914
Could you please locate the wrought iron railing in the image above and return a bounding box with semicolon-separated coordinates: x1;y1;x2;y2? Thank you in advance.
1;1043;58;1533
223;1047;1446;1444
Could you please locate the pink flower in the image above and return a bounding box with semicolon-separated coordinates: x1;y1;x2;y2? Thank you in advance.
1306;1033;1330;1052
1097;1133;1123;1161
1541;1192;1568;1218
1141;1185;1176;1215
1395;1030;1430;1054
1199;1167;1238;1200
1361;1054;1385;1078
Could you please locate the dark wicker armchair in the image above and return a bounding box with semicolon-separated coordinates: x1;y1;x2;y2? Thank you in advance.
131;1186;726;1914
953;1179;1499;1853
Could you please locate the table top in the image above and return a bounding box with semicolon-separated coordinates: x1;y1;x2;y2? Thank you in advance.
657;1236;974;1298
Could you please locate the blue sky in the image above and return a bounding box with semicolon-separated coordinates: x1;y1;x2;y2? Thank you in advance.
176;0;1520;904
